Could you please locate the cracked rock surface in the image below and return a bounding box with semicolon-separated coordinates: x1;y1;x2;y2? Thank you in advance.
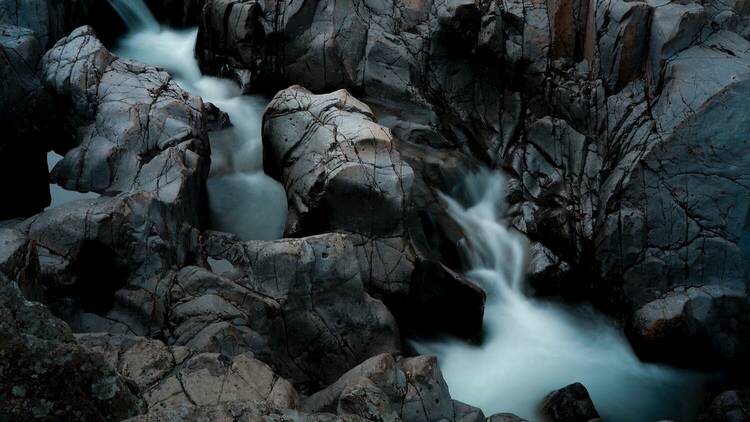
198;0;750;366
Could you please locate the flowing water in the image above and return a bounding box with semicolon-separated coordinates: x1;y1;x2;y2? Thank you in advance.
106;3;704;420
109;1;287;240
414;170;704;421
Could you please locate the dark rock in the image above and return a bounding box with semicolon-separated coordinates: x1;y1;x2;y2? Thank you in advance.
0;274;145;421
699;389;750;422
541;383;600;422
0;25;52;219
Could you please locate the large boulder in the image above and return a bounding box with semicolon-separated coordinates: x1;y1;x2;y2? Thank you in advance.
0;275;145;421
263;86;414;238
41;26;209;212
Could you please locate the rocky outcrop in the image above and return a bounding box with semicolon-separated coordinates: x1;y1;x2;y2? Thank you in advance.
66;231;400;393
541;383;600;422
0;275;144;421
262;86;486;340
303;353;485;422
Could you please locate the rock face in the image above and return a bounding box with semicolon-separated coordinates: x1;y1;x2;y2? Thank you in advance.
199;0;750;367
0;275;144;421
541;383;600;422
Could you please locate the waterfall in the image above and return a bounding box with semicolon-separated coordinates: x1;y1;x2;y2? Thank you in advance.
108;0;287;240
414;170;703;421
107;0;160;32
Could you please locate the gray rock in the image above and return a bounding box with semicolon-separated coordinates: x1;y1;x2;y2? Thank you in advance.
303;353;484;422
40;26;209;209
76;333;299;412
541;383;600;422
263;86;414;238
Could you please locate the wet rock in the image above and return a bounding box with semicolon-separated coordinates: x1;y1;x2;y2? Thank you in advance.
0;274;144;421
541;382;600;422
145;0;206;27
303;353;484;422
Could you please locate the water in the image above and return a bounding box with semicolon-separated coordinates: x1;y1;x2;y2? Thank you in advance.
109;1;287;240
414;170;703;421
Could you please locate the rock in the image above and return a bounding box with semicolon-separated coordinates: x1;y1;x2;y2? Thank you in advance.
263;86;414;238
699;389;750;422
40;26;209;211
76;231;401;393
630;286;750;364
303;353;485;422
487;413;529;422
541;383;600;422
0;274;145;421
262;86;485;340
0;25;52;219
76;333;299;412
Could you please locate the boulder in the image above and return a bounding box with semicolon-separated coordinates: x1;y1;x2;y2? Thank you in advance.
263;86;414;238
303;353;485;422
541;383;600;422
0;274;145;421
40;26;209;212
